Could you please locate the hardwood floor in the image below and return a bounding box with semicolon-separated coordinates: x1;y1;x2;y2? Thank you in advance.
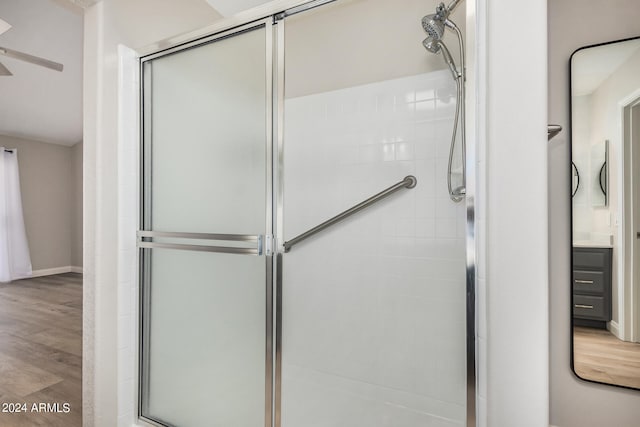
574;326;640;389
0;273;82;427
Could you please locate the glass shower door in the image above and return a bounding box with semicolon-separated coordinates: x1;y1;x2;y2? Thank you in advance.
277;1;468;426
138;21;273;427
137;1;471;425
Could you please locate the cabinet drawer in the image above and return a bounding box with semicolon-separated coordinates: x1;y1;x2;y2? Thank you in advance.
573;270;604;294
573;251;606;268
573;295;605;320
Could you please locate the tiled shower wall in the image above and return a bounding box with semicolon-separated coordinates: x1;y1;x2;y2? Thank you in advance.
282;70;467;426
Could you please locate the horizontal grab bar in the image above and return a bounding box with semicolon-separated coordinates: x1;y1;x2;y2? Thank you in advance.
283;175;417;253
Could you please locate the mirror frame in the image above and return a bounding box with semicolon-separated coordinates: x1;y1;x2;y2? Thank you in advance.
569;35;640;391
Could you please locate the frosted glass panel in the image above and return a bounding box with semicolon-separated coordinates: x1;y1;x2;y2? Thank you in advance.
140;24;269;427
147;26;266;234
144;248;266;426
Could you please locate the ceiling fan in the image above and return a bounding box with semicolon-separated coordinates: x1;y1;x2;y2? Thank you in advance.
0;17;63;76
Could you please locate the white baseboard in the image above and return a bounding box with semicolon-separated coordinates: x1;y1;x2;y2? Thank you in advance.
608;320;622;340
30;266;83;278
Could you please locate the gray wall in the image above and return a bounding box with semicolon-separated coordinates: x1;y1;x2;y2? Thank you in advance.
548;0;640;425
0;134;82;271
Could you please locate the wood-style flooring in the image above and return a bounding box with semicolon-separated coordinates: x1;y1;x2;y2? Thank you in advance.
574;326;640;389
0;273;82;427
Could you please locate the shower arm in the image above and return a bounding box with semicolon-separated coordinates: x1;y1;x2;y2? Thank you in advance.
283;176;417;252
447;0;464;12
435;0;464;23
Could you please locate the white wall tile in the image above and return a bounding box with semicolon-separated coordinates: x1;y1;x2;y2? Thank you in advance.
281;70;466;426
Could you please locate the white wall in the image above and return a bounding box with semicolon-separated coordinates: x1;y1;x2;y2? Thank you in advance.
482;0;549;426
548;0;640;426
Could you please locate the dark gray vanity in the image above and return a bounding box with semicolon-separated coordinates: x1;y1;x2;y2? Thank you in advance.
572;246;612;328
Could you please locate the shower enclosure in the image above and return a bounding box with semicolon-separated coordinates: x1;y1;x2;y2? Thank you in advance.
136;1;474;426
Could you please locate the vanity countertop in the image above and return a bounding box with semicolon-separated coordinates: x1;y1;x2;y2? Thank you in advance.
573;240;613;248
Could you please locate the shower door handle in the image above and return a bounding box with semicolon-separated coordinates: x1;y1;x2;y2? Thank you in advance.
136;231;265;255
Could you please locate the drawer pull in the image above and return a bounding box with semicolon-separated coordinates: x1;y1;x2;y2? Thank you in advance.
575;279;594;284
575;304;594;309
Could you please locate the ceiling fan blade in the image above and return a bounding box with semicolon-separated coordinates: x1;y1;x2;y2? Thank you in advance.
0;61;12;76
0;18;11;36
0;46;63;72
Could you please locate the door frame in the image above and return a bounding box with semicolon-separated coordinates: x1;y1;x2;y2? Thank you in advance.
617;89;640;342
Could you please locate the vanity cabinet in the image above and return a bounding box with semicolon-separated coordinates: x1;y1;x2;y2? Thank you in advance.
572;246;612;328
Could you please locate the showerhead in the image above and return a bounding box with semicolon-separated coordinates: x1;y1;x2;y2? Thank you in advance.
422;13;445;40
421;0;463;40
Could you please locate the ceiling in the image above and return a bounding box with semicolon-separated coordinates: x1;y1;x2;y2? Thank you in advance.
205;0;271;17
572;39;640;97
0;0;83;146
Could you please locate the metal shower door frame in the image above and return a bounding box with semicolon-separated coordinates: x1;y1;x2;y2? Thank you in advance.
137;18;276;427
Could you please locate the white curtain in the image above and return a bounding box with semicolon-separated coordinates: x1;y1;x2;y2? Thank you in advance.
0;148;32;282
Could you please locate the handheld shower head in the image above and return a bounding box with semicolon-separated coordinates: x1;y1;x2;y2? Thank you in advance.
422;37;459;80
437;41;460;80
420;0;467;203
422;36;440;53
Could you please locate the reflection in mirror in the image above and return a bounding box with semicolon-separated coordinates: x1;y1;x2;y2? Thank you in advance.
571;162;580;197
590;140;608;206
571;36;640;390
